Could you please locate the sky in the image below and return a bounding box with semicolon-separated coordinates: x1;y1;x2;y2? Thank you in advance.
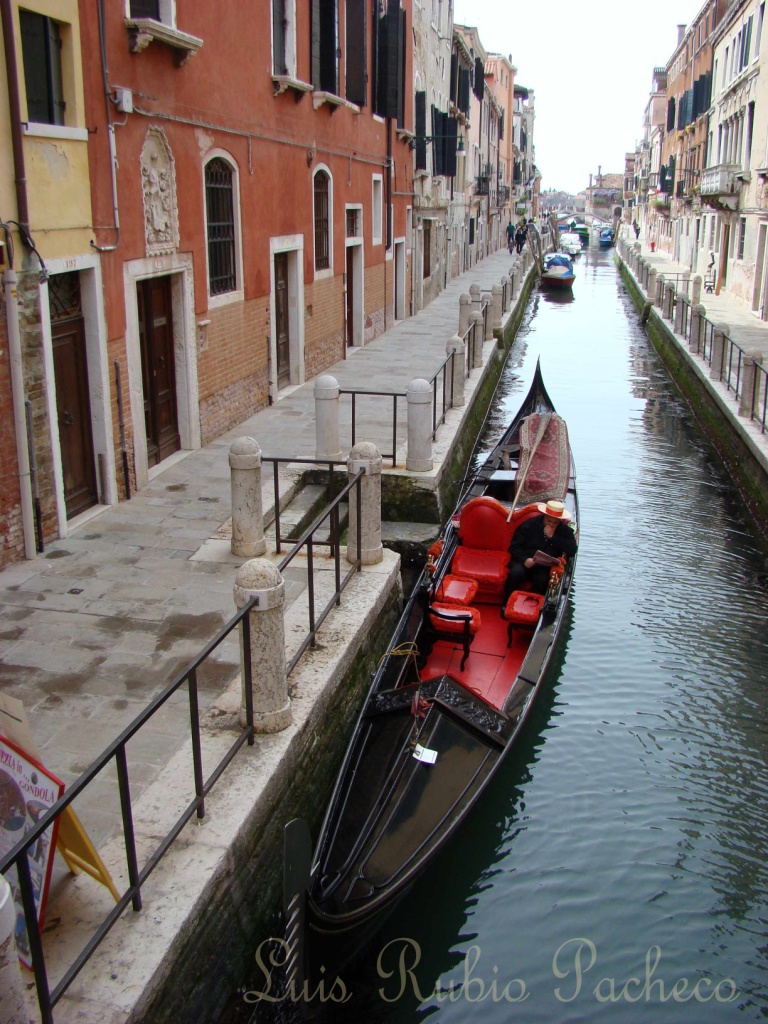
452;0;706;194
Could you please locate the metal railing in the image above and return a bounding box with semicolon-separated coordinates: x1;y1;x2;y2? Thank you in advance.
339;389;405;466
0;471;365;1023
264;456;346;554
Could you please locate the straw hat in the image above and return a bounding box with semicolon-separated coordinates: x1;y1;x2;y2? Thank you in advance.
537;499;571;521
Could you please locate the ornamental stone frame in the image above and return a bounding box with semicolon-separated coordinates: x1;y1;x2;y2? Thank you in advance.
140;126;180;257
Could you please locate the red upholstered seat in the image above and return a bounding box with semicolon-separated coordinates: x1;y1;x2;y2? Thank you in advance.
433;574;479;606
451;548;510;599
427;603;482;670
502;590;544;648
503;590;545;625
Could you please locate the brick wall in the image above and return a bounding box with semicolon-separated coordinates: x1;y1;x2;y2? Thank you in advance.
0;291;24;568
305;276;344;380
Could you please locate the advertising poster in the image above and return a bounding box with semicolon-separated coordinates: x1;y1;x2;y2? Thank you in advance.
0;736;64;969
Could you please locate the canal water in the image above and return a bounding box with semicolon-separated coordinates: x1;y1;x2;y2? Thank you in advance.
236;244;768;1023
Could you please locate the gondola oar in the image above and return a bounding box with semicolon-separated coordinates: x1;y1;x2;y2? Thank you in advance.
506;412;551;522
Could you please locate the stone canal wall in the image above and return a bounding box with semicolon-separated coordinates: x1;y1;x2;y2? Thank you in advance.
617;254;768;535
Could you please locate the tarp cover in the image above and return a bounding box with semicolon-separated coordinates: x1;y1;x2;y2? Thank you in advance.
515;413;570;505
544;254;573;271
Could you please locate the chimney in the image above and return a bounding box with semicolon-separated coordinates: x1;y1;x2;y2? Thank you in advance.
677;24;686;46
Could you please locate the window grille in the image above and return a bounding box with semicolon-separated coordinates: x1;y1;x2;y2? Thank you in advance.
314;172;330;270
48;272;82;321
205;159;237;296
346;208;360;238
130;0;160;18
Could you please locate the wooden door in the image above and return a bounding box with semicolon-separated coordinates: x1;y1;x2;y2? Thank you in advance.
274;253;290;388
137;277;180;466
51;288;98;518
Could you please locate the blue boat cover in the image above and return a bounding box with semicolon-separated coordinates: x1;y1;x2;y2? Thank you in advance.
544;254;573;271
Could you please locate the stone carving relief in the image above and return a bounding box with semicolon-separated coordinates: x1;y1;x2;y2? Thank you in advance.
140;127;179;256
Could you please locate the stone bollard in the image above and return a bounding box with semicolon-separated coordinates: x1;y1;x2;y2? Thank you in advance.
674;295;685;334
738;351;764;418
314;374;342;461
234;559;291;731
469;282;482;316
501;276;511;312
509;267;517;300
689;304;705;353
681;272;690;299
647;267;657;301
663;280;675;320
482;291;494;340
458;293;472;338
229;437;266;558
445;335;466;408
710;322;729;380
655;274;665;308
469;310;484;368
491;283;503;331
406;378;433;472
691;275;702;305
346;442;383;566
0;877;27;1024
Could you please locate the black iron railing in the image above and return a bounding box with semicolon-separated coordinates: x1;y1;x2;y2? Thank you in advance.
338;389;404;466
0;468;365;1022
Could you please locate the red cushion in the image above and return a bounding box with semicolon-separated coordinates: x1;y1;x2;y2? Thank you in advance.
503;590;545;626
452;548;510;599
428;603;481;635
434;574;478;605
458;496;516;551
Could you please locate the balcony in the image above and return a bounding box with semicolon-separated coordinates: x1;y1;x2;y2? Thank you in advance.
474;175;490;196
700;164;741;210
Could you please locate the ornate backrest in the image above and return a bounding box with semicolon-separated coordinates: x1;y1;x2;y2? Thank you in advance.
458;496;516;551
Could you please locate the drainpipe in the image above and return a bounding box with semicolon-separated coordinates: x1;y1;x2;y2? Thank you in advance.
2;0;39;559
91;0;121;251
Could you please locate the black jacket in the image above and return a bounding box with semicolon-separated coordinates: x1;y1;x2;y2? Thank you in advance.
509;514;577;565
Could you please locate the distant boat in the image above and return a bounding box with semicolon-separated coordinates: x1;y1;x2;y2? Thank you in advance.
599;227;614;248
572;222;590;245
559;232;582;257
541;253;575;289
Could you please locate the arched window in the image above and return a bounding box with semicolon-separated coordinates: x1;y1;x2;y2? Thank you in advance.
314;170;331;271
205;158;237;296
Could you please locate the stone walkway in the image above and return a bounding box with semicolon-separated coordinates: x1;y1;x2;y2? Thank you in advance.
0;247;524;848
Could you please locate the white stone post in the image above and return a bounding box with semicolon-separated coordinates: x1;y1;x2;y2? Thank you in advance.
681;272;690;298
0;876;27;1024
501;276;511;312
647;267;657;301
509;267;517;300
406;378;433;472
234;560;292;732
690;303;704;353
482;291;493;339
491;283;503;331
655;274;664;307
663;280;675;319
314;374;342;461
469;282;482;315
674;295;686;334
229;437;266;558
469;310;484;368
691;275;702;305
346;442;383;566
446;335;466;408
710;322;729;380
739;351;763;418
458;293;472;338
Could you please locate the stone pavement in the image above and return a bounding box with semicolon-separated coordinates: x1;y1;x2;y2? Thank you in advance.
0;247;525;850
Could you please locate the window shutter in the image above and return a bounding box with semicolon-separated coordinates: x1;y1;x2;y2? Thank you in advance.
273;0;287;74
474;57;484;100
460;68;471;114
450;53;457;103
431;106;443;175
396;6;406;127
499;110;504;141
130;0;159;17
667;97;676;131
312;0;338;93
415;91;427;171
311;0;321;88
375;0;401;117
346;0;366;104
469;217;475;245
444;116;458;177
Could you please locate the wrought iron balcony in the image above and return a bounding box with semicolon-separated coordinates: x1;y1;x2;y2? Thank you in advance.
474;175;490;196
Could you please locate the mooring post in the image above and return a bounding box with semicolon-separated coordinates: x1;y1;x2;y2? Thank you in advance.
691;274;702;305
647;267;657;302
674;293;686;334
446;334;466;408
469;310;484;368
314;374;342;461
229;437;266;558
710;322;729;380
491;283;503;332
739;351;764;418
458;293;472;338
406;378;433;472
469;282;482;317
501;275;511;312
346;442;383;566
234;559;292;731
0;877;28;1024
663;280;675;320
689;303;705;354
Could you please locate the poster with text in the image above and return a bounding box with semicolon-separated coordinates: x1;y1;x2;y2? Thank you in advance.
0;736;64;969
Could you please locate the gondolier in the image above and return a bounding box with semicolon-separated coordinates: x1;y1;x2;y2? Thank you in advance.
506;499;577;595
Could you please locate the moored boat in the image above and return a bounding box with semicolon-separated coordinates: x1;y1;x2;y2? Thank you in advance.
559;231;583;257
599;227;615;248
283;361;578;991
540;252;575;289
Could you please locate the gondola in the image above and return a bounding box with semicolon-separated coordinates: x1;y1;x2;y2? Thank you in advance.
283;360;578;991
